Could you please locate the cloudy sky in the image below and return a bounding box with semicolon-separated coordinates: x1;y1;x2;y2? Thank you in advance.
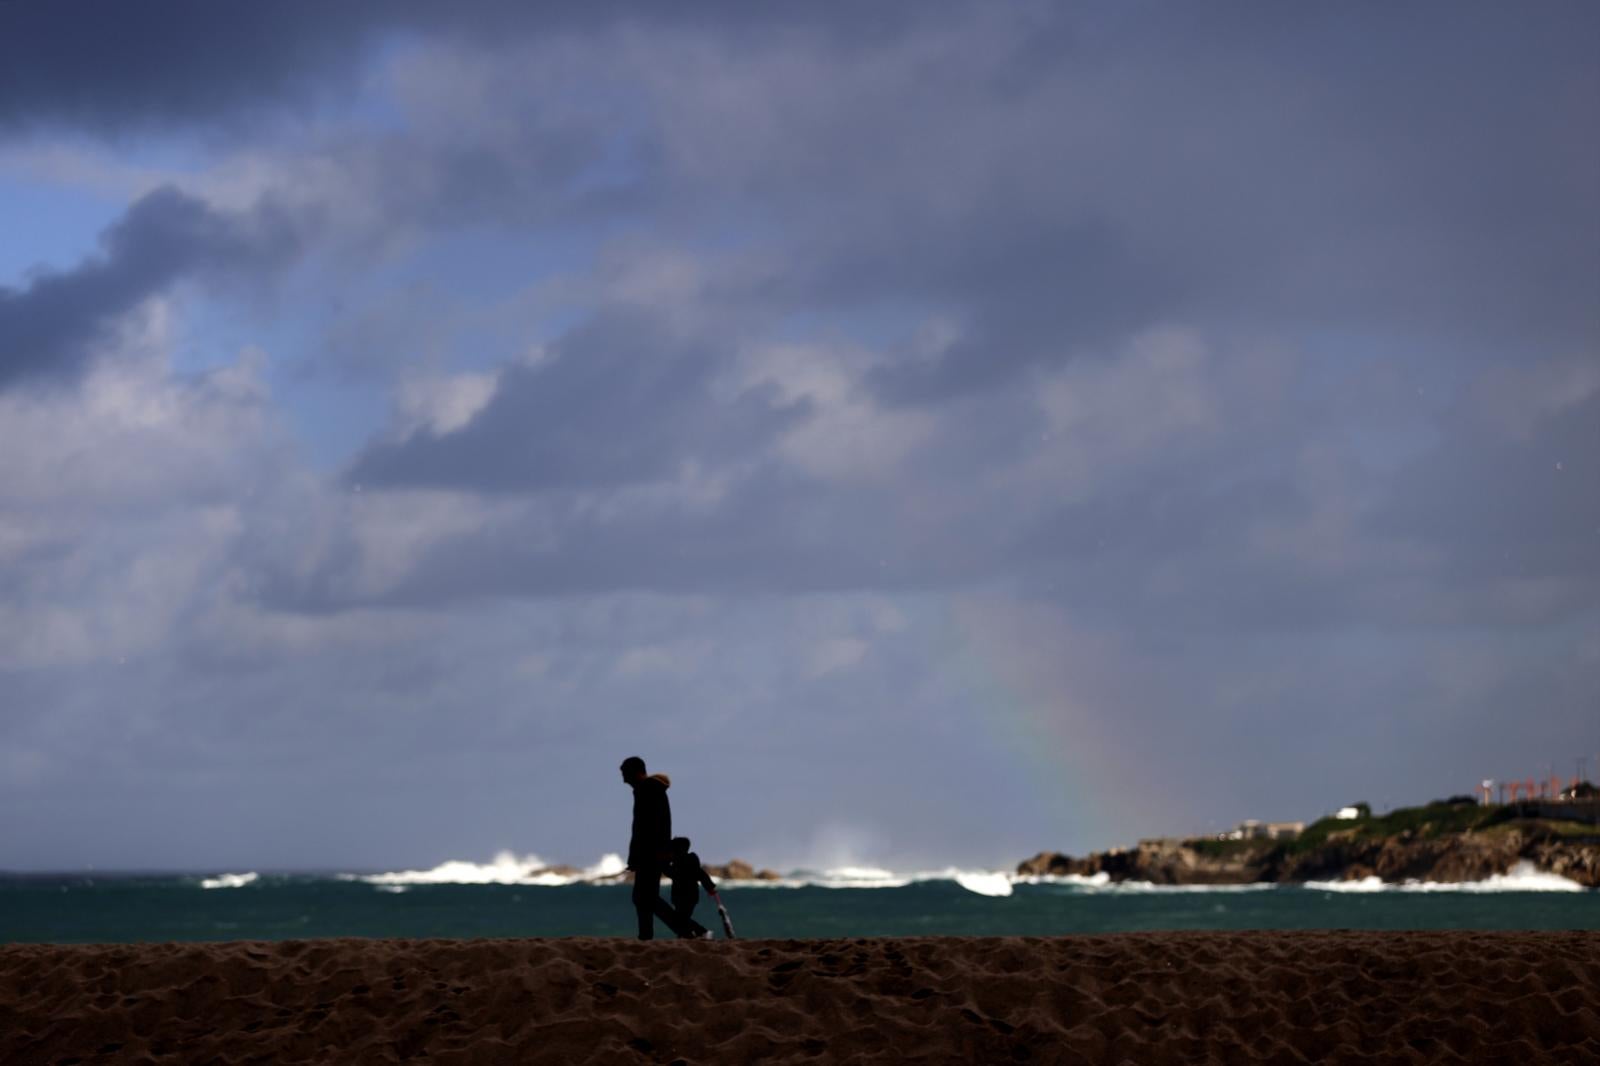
2;2;1596;874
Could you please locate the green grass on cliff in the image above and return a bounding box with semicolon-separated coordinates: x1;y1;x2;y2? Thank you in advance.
1186;837;1278;859
1175;802;1596;859
1280;801;1599;854
1283;801;1505;854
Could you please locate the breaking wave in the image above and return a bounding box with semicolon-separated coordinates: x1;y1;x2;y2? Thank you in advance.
1304;861;1586;893
730;866;1020;895
199;872;259;890
954;871;1015;897
349;851;627;887
342;855;1021;895
1021;874;1279;893
338;855;1590;895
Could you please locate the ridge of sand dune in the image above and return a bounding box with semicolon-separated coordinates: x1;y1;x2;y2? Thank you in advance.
3;932;1597;1064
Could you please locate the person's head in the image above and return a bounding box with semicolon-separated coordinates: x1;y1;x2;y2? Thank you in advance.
619;755;646;784
671;836;691;856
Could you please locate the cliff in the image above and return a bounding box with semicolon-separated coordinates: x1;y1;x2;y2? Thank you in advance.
1018;803;1600;888
1017;838;1277;885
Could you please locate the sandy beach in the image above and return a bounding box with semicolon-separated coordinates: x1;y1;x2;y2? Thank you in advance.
3;932;1596;1064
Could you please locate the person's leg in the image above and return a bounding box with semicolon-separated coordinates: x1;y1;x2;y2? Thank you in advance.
673;905;708;939
632;867;663;940
651;893;692;937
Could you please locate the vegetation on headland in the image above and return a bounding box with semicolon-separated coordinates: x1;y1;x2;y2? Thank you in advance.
1186;837;1277;860
1018;796;1600;887
1283;799;1521;854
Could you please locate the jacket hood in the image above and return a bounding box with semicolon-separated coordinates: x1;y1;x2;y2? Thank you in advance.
646;772;671;788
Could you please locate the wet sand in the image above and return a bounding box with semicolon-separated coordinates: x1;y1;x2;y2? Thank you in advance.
3;931;1597;1063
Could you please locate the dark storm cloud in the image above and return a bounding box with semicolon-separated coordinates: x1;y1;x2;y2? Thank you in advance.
13;3;1591;398
271;0;1596;622
0;1;386;134
0;186;302;387
1373;388;1600;618
347;311;803;493
747;3;1600;403
4;2;1599;873
306;475;960;610
0;0;939;136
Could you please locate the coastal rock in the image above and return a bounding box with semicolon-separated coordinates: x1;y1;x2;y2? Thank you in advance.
1272;826;1600;887
535;864;584;879
1018;821;1600;888
702;860;782;882
1015;852;1079;878
1015;841;1274;885
1525;838;1600;888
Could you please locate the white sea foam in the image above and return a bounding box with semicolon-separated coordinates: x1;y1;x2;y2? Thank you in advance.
582;853;628;881
361;851;553;885
756;866;912;889
355;851;629;887
1305;860;1586;893
199;872;259;890
348;850;1022;892
1016;873;1277;893
737;866;1023;894
1094;880;1277;894
1014;872;1112;889
953;871;1014;897
1304;876;1390;894
337;854;1589;894
823;865;904;883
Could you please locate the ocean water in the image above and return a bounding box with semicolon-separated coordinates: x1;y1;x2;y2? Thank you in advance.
3;861;1596;944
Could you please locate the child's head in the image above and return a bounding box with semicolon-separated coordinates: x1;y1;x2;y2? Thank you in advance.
671;836;691;856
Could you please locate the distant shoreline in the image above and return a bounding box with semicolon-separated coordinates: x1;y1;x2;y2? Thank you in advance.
1018;798;1600;888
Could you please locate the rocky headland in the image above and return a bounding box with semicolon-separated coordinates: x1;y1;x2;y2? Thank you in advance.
1018;801;1600;888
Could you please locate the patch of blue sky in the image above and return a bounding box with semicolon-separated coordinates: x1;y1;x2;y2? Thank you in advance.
0;172;126;285
571;115;658;200
172;224;592;468
368;224;600;370
0;124;227;285
406;224;586;307
349;36;417;135
285;378;394;474
169;277;386;470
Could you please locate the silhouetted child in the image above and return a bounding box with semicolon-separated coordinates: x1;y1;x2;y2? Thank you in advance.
667;836;718;939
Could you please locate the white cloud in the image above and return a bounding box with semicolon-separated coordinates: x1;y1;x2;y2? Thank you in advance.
395;371;500;436
0;142;173;202
0;305;283;667
0;305;275;506
1020;327;1220;496
807;636;869;677
614;639;712;679
743;341;936;483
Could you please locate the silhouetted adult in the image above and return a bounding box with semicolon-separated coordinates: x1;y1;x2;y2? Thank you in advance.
620;755;689;940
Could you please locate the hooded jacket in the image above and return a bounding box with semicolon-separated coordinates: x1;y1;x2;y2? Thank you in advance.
628;773;672;871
